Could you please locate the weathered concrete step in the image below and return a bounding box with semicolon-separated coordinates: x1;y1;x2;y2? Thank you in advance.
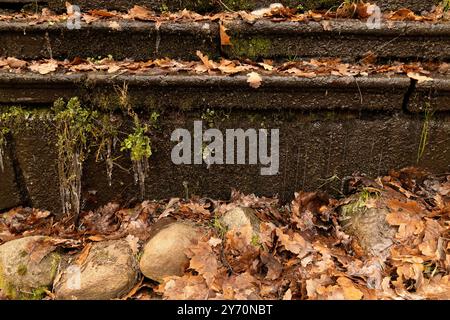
0;71;449;112
0;104;449;215
0;71;449;214
0;20;218;61
222;19;450;61
1;19;450;61
0;71;433;111
0;0;442;13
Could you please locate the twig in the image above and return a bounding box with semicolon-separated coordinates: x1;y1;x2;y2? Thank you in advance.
217;0;236;13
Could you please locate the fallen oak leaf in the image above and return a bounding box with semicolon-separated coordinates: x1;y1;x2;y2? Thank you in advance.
125;234;140;254
355;2;372;19
6;57;27;69
247;71;262;88
238;11;257;24
87;235;105;242
187;240;219;286
389;8;421;21
128;5;154;21
258;62;273;71
196;50;217;70
275;228;310;258
219;22;232;46
82;14;99;24
337;277;364;300
321;20;332;31
107;65;121;73
407;72;433;83
208;237;222;247
76;243;92;265
29;60;58;75
89;9;116;18
157;274;210;300
286;67;316;78
26;238;57;264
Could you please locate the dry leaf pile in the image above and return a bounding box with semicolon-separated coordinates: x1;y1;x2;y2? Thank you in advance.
0;3;449;25
0;168;449;300
0;55;447;86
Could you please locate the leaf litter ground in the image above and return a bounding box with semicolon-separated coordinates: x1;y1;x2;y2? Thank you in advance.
0;167;449;300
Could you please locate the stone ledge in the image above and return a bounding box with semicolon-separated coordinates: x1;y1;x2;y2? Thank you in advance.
0;72;412;111
1;19;450;61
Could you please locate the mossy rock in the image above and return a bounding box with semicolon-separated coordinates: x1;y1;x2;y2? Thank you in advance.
0;236;62;300
219;207;261;246
220;206;260;232
338;191;396;256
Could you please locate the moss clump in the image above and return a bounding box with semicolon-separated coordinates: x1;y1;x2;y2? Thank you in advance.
301;0;342;10
179;97;196;111
28;287;48;300
444;0;450;11
220;0;254;11
0;252;61;300
0;262;17;299
251;234;262;247
16;265;27;276
49;253;61;280
0;107;51;173
340;187;381;219
212;216;228;238
230;37;272;60
121;116;152;162
0;107;32;145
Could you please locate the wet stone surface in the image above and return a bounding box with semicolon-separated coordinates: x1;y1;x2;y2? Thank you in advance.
0;107;449;215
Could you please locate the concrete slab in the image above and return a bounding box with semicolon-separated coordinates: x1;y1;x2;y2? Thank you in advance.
1;19;449;62
0;140;22;211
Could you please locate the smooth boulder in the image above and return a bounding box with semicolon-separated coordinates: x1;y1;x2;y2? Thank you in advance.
220;207;260;231
139;221;204;282
54;240;138;300
339;193;397;256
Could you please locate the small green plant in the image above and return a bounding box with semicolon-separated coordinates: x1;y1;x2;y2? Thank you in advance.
417;102;434;163
340;187;381;220
29;287;48;300
0;107;34;172
120;114;152;200
149;111;160;129
53;97;99;216
358;187;380;204
115;83;156;200
87;54;113;64
0;107;31;143
296;4;305;11
212;216;228;238
251;234;261;247
160;3;169;13
201;108;217;128
17;265;27;276
443;0;450;11
121;120;152;162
